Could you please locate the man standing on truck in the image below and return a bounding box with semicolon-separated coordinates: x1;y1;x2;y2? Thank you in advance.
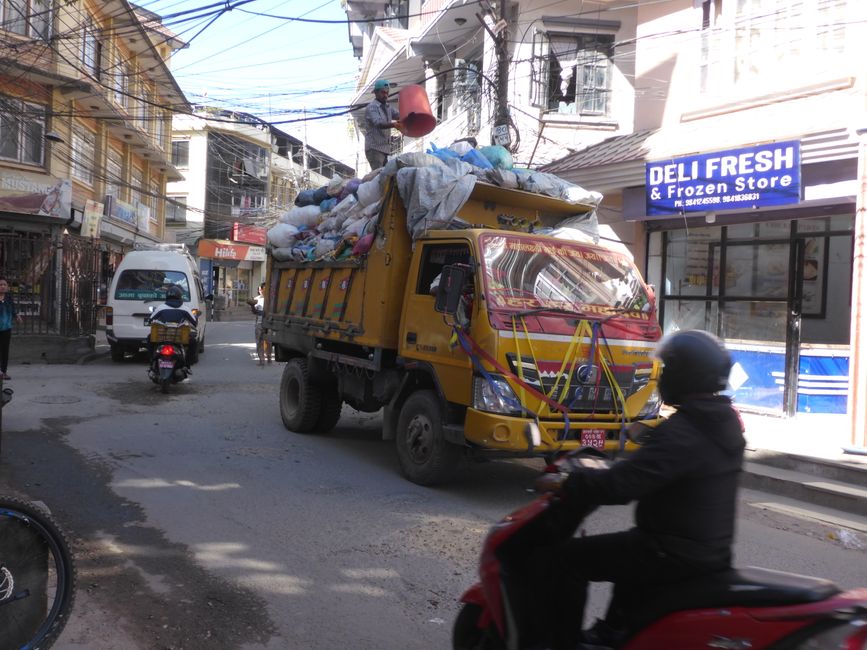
364;79;401;170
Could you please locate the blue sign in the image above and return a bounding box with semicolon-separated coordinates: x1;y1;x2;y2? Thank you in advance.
645;140;800;216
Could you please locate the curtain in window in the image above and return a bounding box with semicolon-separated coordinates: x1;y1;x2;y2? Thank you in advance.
548;36;579;96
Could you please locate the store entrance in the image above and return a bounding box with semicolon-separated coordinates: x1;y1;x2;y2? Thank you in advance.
656;216;852;416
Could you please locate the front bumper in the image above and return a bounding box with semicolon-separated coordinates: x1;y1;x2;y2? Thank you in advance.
462;408;662;454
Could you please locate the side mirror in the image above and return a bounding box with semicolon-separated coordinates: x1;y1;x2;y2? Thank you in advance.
434;265;469;315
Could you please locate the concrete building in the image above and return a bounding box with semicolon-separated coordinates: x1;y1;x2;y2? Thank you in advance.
344;0;639;172
167;108;353;307
0;0;186;355
539;1;866;448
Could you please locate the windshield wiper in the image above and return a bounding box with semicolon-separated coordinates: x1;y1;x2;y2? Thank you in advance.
510;306;583;318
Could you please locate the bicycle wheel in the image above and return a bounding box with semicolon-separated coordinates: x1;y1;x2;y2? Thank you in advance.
0;497;76;650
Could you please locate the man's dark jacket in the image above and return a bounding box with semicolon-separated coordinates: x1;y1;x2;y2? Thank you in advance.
562;396;746;570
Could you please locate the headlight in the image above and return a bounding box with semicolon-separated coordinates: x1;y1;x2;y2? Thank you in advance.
473;375;522;416
637;388;661;418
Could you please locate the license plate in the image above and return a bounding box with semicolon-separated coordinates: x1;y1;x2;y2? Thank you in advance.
158;359;174;369
580;429;607;449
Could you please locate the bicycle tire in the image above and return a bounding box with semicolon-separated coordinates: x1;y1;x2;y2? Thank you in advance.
0;497;76;650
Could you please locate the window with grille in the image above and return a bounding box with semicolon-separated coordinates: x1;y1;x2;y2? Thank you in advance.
531;32;614;116
172;140;189;168
105;148;123;197
1;0;51;40
81;16;102;78
0;96;45;166
166;197;187;224
71;127;95;185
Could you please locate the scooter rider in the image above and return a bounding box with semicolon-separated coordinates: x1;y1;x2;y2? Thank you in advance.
149;285;198;367
530;329;745;650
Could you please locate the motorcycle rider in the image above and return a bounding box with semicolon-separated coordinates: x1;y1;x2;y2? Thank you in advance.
529;329;745;650
149;285;198;367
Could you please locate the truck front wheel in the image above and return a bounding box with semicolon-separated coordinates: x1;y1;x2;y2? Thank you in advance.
279;359;322;433
396;390;461;486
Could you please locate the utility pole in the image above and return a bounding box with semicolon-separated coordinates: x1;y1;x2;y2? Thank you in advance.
478;1;510;148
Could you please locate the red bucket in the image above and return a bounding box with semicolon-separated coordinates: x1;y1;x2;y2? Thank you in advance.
398;85;437;138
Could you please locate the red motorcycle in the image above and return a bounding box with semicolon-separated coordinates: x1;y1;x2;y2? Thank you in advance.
454;449;867;650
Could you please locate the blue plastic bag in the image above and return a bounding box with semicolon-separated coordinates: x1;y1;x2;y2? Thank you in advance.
479;145;513;170
427;143;461;163
460;148;493;169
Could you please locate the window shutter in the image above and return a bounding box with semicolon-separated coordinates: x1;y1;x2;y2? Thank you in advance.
530;31;549;108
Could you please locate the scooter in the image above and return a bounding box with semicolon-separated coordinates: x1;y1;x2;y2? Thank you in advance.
453;448;867;650
146;320;192;393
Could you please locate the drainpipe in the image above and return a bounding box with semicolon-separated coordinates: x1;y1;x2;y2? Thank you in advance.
845;126;867;456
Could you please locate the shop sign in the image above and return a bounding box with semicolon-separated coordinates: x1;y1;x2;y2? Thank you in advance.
232;222;267;245
198;239;266;262
108;196;137;226
0;170;71;219
645;140;800;216
81;199;103;238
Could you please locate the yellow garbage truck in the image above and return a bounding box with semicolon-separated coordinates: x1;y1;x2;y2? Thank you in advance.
264;177;663;485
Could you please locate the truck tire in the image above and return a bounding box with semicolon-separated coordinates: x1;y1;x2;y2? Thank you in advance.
316;388;343;433
396;390;461;486
280;359;322;433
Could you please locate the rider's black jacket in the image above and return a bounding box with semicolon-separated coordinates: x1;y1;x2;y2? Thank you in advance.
562;395;745;570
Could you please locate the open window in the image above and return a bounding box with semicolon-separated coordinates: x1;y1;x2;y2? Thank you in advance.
531;30;615;116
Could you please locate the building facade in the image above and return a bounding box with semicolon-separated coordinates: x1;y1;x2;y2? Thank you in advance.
344;0;640;172
0;0;186;346
168;108;353;307
540;1;865;440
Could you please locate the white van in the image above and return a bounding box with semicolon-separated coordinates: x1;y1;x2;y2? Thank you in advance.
106;244;209;361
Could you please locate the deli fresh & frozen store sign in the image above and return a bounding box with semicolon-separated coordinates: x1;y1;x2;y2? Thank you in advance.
645;141;800;216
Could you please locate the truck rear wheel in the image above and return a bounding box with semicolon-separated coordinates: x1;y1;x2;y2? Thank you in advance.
279;359;322;433
396;390;461;486
316;387;343;433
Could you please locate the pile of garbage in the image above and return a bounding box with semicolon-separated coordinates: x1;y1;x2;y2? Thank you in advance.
267;143;602;263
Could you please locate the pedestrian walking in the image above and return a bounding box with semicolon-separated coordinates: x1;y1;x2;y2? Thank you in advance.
248;283;271;366
0;277;24;380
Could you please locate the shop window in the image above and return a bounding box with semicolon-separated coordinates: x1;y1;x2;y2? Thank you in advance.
531;32;614;116
0;96;45;166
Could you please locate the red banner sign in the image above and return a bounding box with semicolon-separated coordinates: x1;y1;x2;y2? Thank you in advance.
232;222;267;246
198;239;266;262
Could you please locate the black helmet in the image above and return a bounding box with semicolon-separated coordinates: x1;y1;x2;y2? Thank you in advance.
656;330;732;405
165;285;184;308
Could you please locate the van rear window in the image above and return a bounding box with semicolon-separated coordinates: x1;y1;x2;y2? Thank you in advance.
114;270;191;301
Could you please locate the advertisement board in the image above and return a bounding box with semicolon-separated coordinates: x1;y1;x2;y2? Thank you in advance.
0;171;71;219
645;140;801;216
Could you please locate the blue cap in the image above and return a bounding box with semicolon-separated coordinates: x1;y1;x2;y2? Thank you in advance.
374;79;390;92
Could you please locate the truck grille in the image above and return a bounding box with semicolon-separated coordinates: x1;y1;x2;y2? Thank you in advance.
505;354;649;413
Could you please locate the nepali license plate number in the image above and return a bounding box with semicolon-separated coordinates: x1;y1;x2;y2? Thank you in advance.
158;359;174;369
580;429;607;449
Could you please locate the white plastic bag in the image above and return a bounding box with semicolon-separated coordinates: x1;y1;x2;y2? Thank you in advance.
267;223;299;248
283;205;322;228
356;177;384;208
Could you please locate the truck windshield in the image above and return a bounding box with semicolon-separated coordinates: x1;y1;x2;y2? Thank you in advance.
480;234;650;318
114;270;191;301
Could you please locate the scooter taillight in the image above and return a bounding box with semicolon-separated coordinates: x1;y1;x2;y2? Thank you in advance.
157;345;176;356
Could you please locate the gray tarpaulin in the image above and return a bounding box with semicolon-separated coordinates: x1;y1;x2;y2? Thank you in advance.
395;160;477;240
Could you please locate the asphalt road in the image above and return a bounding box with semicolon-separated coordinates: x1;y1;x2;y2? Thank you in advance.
0;321;865;649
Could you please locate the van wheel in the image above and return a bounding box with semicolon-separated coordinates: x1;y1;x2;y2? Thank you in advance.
396;390;461;486
187;343;199;365
198;336;205;354
110;345;124;362
279;359;322;433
